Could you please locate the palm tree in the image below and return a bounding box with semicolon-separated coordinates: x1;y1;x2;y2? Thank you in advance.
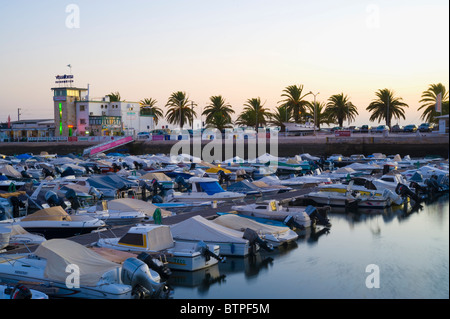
326;93;359;128
165;91;197;129
235;97;269;129
267;105;292;132
305;101;332;130
107;92;122;102
418;83;449;123
202;95;235;131
366;89;408;128
278;85;311;123
139;98;163;126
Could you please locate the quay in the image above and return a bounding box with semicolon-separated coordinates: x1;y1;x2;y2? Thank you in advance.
0;133;449;158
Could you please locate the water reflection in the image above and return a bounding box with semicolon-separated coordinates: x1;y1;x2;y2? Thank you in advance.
170;194;449;299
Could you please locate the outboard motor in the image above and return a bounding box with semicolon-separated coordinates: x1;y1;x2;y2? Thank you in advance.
195;241;226;263
45;191;67;209
137;252;172;281
42;167;55;178
121;257;170;299
305;205;332;227
65;189;82;211
243;228;274;252
21;170;32;179
283;215;304;230
175;176;190;192
395;183;420;203
9;284;32;299
9;196;26;218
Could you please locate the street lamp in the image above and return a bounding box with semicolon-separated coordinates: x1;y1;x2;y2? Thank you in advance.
309;91;319;135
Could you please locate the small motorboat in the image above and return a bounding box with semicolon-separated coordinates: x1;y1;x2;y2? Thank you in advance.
211;214;298;247
170;215;272;256
166;177;246;203
95;224;223;272
231;200;321;229
16;206;106;239
0;239;170;299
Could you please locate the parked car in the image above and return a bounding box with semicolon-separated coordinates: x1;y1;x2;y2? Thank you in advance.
374;125;390;133
137;132;150;139
349;126;360;133
360;125;372;133
418;123;434;132
391;124;404;133
330;127;342;132
403;124;418;133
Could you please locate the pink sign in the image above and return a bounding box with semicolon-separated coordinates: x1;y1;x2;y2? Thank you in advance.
89;136;133;155
335;130;351;137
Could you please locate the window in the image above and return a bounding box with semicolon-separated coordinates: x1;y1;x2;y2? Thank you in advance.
80;119;86;124
79;105;85;111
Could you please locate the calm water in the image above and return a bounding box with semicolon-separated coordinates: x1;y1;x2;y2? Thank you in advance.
168;194;449;299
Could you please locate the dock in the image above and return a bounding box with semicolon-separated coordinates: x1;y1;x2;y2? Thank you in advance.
6;187;316;253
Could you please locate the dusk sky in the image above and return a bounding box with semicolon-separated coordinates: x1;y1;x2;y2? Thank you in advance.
0;0;448;127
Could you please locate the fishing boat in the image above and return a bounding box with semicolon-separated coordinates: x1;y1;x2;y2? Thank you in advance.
16;206;106;239
211;214;298;247
95;224;223;272
166;177;246;203
170;215;271;256
231;200;320;229
0;239;170;299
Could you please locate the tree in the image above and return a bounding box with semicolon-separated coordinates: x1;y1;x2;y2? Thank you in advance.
418;83;449;123
165;91;197;129
267;105;292;132
235;97;269;129
326;93;359;127
305;101;332;130
202;95;235;131
366;89;408;128
278;85;311;123
107;92;122;102
139;98;163;126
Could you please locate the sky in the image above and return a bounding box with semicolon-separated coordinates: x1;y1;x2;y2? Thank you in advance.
0;0;448;128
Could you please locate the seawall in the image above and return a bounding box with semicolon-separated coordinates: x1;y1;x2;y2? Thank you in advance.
0;134;448;158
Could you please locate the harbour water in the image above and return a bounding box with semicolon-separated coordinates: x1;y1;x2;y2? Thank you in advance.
168;194;449;299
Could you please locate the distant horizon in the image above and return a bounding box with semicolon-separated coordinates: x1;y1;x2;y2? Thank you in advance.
1;1;448;128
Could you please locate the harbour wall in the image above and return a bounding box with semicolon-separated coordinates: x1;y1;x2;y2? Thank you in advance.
0;135;448;159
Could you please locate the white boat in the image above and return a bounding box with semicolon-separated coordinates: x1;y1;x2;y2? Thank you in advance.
283;122;317;134
210;214;298;247
95;224;223;272
317;181;404;206
166;177;246;203
0;239;170;299
0;283;49;299
305;190;392;209
231;200;315;229
0;224;46;247
16;206;106;239
170;215;264;257
257;175;305;189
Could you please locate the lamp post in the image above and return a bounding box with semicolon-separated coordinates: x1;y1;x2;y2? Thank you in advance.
309;91;319;136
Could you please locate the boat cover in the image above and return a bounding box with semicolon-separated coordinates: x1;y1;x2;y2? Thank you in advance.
107;198;172;218
21;206;73;222
227;180;260;193
0;165;22;179
170;215;248;244
34;239;119;286
140;172;172;182
212;214;290;235
198;181;225;195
